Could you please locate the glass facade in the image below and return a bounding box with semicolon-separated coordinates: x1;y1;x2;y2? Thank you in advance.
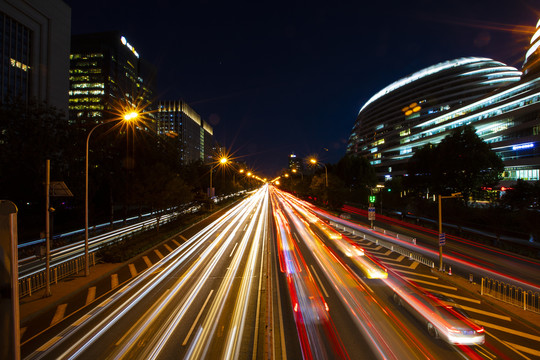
69;32;155;127
157;100;214;165
0;12;31;103
347;20;540;184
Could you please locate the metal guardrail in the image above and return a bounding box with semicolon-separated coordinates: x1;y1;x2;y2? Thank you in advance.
18;253;96;298
481;277;540;313
330;221;435;269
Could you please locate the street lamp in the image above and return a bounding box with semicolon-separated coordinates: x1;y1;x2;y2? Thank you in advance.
85;112;138;276
438;192;462;271
309;158;327;187
209;156;228;199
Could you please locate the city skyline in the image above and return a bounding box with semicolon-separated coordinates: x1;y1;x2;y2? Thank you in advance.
65;0;539;176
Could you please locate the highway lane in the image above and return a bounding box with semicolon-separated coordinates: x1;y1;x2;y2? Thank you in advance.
272;188;533;360
322;205;540;291
23;187;280;360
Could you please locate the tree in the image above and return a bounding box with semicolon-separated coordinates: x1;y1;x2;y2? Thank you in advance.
406;125;504;202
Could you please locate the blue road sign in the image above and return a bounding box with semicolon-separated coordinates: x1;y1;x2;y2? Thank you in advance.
439;233;446;246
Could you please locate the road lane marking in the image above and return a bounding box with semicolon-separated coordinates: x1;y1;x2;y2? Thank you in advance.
154;249;164;259
172;239;181;247
85;286;96;305
230;242;238;257
50;304;67;326
382;249;392;256
503;340;539;358
37;336;62;352
243;224;248;231
111;274;118;289
98;297;113;308
382;261;419;270
164;244;173;252
179;235;188;242
410;261;419;270
143;256;152;268
404;277;457;290
310;265;329;298
374;245;383;251
395;255;405;262
474;319;540;342
183;290;214;346
396;270;438;279
427;290;482;304
72;314;91;327
485;329;532;360
128;263;137;277
457;304;511;321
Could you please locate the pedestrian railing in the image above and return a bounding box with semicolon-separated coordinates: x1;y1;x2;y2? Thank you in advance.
18;253;96;298
330;221;435;269
481;277;540;313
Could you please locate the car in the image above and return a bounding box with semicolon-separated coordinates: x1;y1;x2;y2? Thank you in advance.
393;288;485;345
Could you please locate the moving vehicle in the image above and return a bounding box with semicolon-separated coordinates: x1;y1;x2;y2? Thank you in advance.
393;288;485;345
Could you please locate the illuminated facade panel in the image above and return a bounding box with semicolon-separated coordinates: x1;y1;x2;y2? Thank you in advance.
157;100;215;165
0;0;70;112
347;37;540;184
69;31;156;128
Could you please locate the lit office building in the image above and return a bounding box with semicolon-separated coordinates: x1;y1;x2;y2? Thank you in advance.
157;100;215;164
69;31;156;129
347;18;540;184
288;153;302;171
0;0;70;112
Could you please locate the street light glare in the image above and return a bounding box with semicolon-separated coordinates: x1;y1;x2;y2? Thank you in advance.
123;111;139;121
220;157;228;164
310;158;317;164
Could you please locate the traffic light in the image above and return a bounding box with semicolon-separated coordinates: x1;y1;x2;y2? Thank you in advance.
369;195;376;203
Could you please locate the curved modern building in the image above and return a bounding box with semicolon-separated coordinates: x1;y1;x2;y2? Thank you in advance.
347;19;540;184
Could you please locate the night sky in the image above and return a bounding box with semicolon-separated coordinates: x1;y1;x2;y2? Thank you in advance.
65;0;539;177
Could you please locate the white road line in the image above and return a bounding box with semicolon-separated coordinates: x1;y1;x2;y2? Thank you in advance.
37;336;62;352
230;242;238;257
427;289;482;304
85;287;96;305
458;304;511;321
50;304;67;326
183;290;214;346
128;263;137;277
142;256;152;268
111;274;119;289
395;270;438;279
474;319;540;342
310;265;329;298
72;314;91;327
404;277;457;290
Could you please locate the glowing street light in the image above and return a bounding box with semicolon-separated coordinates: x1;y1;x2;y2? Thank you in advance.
85;110;139;276
309;157;328;187
209;156;229;199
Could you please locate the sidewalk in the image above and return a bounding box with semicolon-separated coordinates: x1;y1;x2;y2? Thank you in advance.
19;262;123;323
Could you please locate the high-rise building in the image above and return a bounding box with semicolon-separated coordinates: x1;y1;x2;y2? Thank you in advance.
288;153;301;171
157;100;215;164
69;31;155;128
0;0;70;112
346;19;540;183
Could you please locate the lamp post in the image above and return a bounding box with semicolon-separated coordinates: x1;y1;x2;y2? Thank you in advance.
209;156;228;200
309;158;327;187
85;111;138;276
438;192;462;271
